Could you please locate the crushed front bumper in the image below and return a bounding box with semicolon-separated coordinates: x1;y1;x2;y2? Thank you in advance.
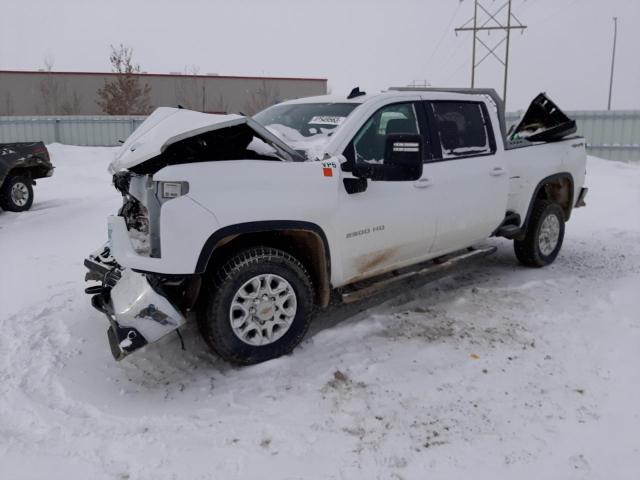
85;252;186;360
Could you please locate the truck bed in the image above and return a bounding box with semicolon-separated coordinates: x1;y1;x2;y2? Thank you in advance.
505;136;587;221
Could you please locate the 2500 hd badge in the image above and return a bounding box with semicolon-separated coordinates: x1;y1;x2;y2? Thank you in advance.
346;225;385;239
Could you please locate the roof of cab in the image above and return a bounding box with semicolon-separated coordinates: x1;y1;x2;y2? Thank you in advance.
278;89;430;105
281;93;374;105
276;88;486;107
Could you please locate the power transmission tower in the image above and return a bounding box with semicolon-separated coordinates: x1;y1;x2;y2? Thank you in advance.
455;0;527;106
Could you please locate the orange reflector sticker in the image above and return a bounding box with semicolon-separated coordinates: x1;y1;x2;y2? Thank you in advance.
323;167;333;177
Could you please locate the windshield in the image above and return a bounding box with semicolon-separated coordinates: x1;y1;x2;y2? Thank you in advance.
253;102;359;160
254;102;358;138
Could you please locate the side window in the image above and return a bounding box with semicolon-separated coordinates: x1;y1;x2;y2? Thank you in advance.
431;102;494;159
352;103;420;164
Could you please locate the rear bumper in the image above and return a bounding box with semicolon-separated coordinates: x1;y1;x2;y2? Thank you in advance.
575;187;589;208
86;259;186;360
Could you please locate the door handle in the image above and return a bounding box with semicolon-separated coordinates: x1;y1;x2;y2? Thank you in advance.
414;178;433;188
490;167;506;177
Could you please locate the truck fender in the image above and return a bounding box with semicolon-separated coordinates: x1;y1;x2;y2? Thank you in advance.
195;220;332;307
522;172;574;233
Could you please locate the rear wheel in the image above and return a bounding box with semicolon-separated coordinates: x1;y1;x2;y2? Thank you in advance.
0;174;33;212
514;200;565;267
198;247;314;365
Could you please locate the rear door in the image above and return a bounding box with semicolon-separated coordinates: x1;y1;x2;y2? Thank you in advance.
423;100;509;255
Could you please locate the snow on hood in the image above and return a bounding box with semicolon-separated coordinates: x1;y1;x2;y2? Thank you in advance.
265;124;332;161
109;107;304;173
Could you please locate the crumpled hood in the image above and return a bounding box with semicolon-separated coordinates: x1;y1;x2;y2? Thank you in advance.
109;107;304;173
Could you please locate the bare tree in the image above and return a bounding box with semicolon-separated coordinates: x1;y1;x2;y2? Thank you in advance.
209;93;228;114
243;80;280;115
0;93;15;115
97;44;152;115
174;67;229;113
175;65;205;111
37;56;84;115
174;66;232;113
60;90;83;115
38;56;61;114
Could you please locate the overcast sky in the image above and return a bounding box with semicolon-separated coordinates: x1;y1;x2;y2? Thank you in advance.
2;0;638;111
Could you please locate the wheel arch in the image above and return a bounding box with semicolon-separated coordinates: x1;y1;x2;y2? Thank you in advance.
3;163;50;183
523;172;574;232
196;221;332;308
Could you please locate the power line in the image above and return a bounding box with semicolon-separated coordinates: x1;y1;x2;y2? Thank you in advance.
435;34;468;80
444;56;472;84
426;1;464;68
517;0;537;15
530;0;581;27
455;0;527;107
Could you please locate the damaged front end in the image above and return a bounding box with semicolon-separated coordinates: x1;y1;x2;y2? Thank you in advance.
84;169;196;360
85;246;194;360
84;107;302;360
112;170;163;258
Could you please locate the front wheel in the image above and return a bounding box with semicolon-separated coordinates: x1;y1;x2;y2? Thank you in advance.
198;247;314;365
0;175;33;212
514;200;565;267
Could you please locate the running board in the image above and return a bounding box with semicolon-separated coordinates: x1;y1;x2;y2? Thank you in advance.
340;246;497;304
494;224;522;239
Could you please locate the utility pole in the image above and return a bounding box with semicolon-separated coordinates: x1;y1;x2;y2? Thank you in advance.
471;0;478;88
503;0;513;107
608;17;618;111
455;0;527;107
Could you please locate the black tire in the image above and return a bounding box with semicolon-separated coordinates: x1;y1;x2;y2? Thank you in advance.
514;200;565;267
0;174;34;212
198;247;314;365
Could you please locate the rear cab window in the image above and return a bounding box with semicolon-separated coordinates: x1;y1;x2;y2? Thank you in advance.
427;101;496;160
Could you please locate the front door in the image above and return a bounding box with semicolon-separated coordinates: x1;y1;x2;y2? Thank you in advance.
334;101;439;286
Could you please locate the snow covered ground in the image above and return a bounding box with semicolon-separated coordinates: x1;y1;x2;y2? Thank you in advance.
0;144;639;480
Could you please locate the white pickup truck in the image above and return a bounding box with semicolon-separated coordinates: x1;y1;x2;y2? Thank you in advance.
85;87;588;364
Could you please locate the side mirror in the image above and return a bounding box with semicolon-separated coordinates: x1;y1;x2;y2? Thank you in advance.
353;133;423;181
